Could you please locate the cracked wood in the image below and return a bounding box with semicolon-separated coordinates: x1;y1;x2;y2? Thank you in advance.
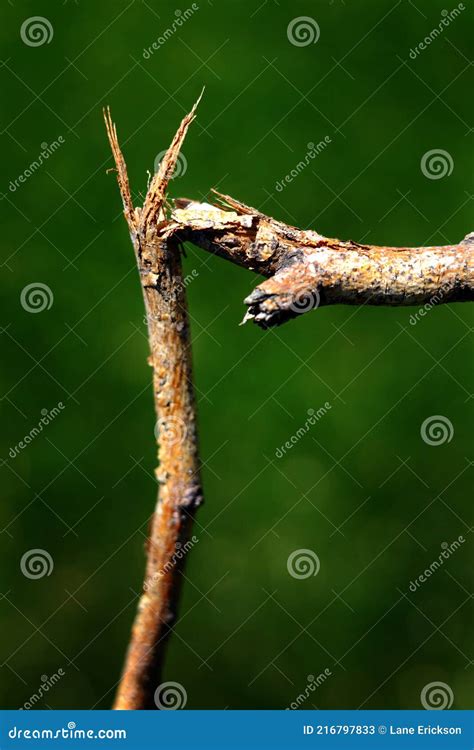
166;193;474;328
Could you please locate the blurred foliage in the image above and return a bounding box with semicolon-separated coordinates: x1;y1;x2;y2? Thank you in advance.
0;0;472;710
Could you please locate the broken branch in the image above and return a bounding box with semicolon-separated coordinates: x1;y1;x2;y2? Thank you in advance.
105;99;204;710
167;194;474;328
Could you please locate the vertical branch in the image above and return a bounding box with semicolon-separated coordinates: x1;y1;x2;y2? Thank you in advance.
104;99;204;710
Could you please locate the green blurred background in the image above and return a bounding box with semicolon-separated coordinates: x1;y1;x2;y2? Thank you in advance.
1;0;472;711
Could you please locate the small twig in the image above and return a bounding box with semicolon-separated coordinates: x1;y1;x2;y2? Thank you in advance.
167;194;474;327
104;96;204;710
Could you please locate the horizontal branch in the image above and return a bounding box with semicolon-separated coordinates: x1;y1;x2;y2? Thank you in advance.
166;193;474;328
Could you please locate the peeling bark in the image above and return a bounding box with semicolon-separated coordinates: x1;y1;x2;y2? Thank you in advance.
104;98;204;710
167;193;474;328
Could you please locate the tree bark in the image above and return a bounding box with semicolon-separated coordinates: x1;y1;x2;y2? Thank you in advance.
104;92;473;709
104;98;204;710
165;193;474;328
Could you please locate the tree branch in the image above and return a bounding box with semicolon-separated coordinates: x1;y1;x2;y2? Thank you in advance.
166;193;474;328
104;93;472;708
104;96;204;710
